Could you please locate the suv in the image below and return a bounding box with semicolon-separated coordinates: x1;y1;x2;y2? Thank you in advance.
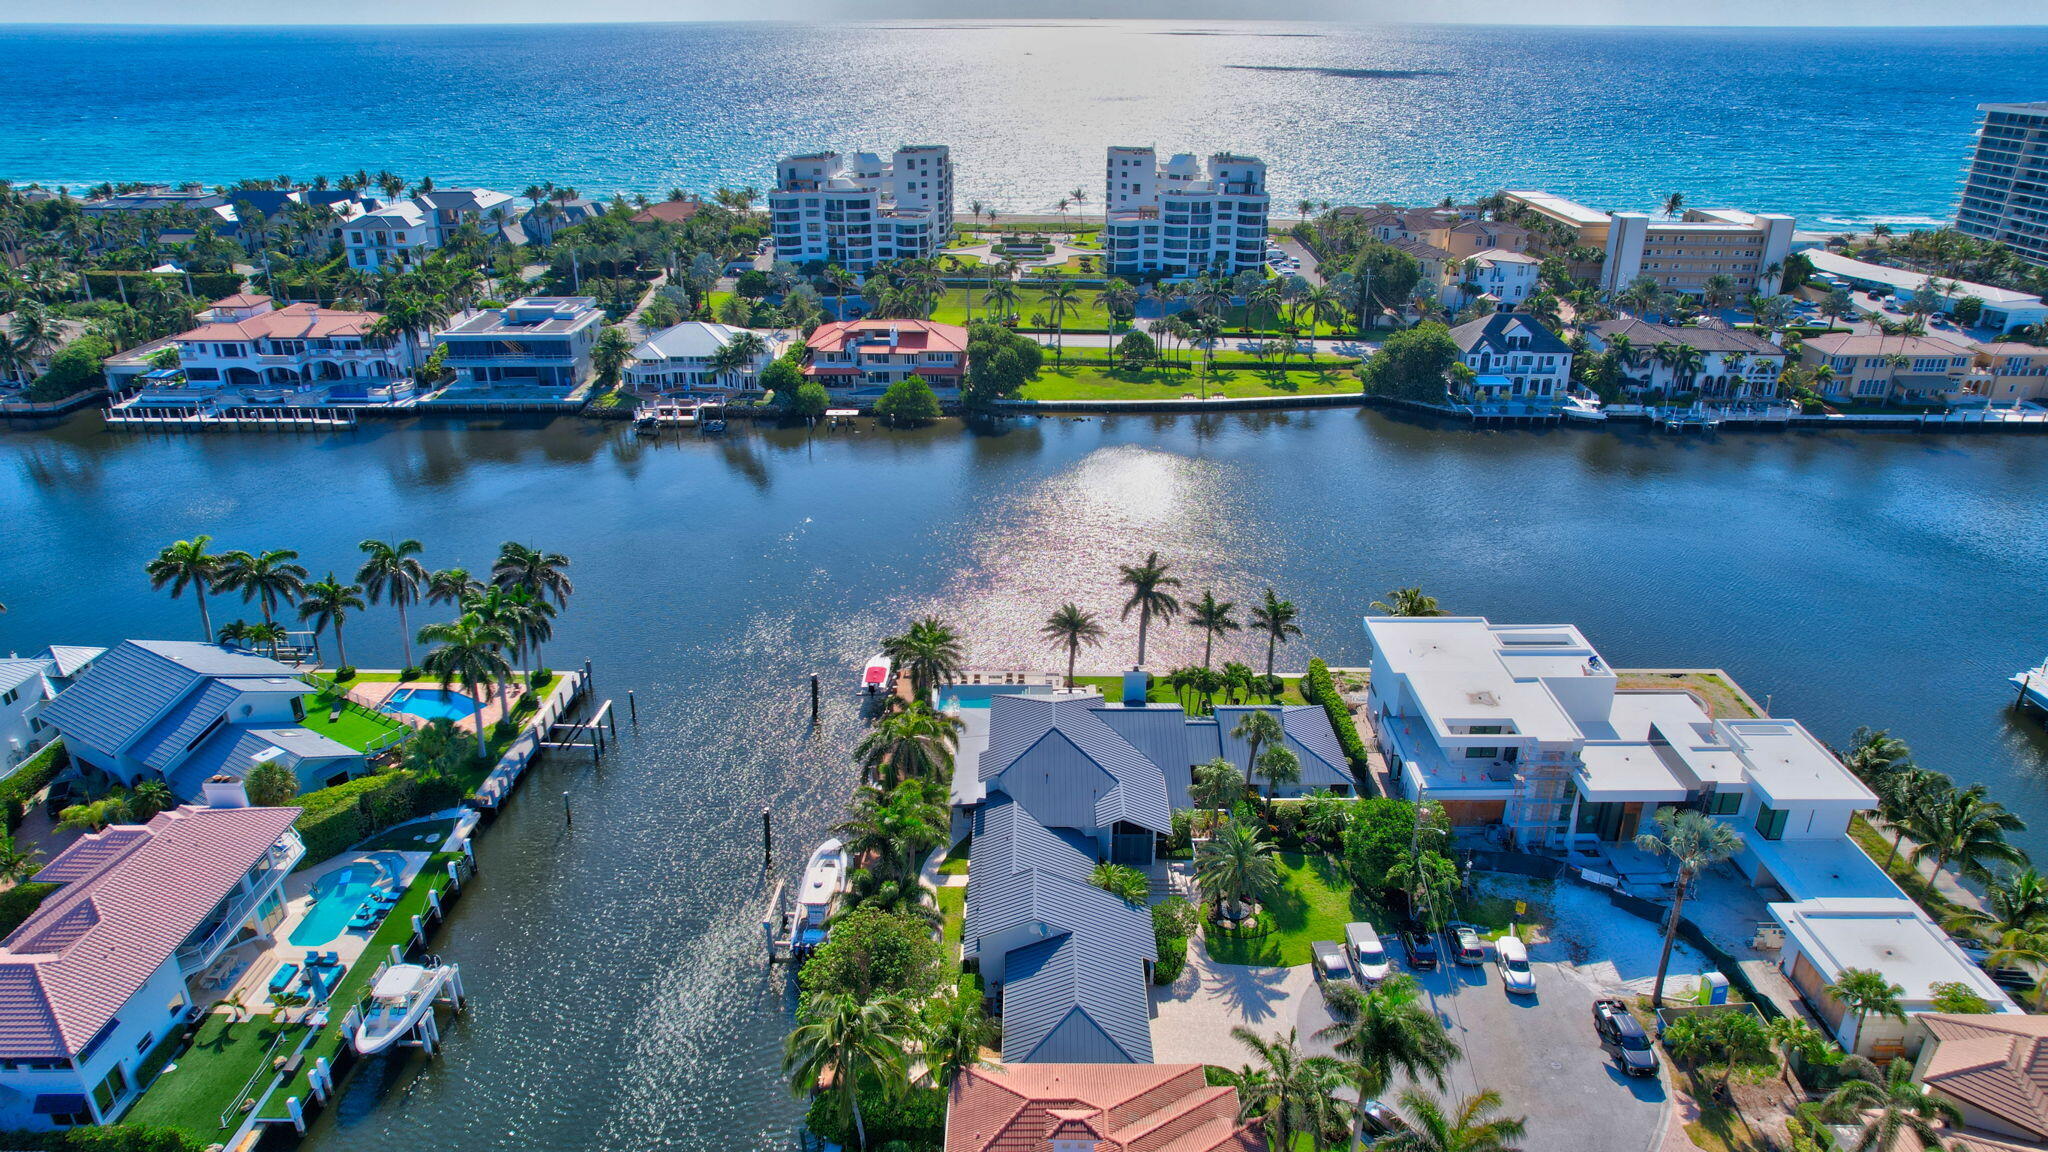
1448;924;1485;965
1592;999;1657;1077
1401;927;1439;970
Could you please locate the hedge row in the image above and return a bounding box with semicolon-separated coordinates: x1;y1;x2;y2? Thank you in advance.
0;883;55;937
1;741;70;833
1303;658;1370;773
0;1126;201;1152
293;768;462;866
83;270;244;300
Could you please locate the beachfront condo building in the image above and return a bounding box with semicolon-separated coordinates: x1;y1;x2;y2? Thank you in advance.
1102;149;1270;278
767;147;953;273
0;795;303;1130
433;296;604;392
1957;101;2048;268
1504;190;1795;296
1447;312;1573;402
170;294;411;394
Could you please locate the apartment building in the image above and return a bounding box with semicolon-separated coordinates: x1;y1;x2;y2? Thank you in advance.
1102;149;1269;278
1447;312;1573;402
767;147;953;273
1976;342;2048;403
343;187;520;271
1583;318;1787;400
1443;249;1540;309
170;294;410;392
433;297;604;392
1797;332;1984;404
1504;190;1795;295
801;319;967;395
1956;101;2048;268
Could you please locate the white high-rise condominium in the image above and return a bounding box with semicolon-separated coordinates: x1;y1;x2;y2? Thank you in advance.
1957;101;2048;268
767;146;953;273
1102;149;1269;279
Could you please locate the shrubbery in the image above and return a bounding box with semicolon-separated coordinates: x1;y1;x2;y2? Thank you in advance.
875;375;942;424
0;1125;203;1152
802;1080;944;1149
0;883;56;937
0;741;69;832
1302;659;1369;772
27;335;112;402
797;906;946;1007
1151;896;1199;985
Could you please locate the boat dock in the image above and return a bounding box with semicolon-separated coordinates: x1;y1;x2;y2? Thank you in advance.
105;405;361;431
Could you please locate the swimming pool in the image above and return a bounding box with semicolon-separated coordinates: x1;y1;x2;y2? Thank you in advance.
384;687;482;722
937;683;1056;711
289;857;395;946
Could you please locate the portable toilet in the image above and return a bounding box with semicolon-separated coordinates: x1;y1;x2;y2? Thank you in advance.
1701;971;1730;1005
1121;667;1149;706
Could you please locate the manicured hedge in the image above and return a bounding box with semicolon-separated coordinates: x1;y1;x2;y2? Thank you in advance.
0;1126;202;1152
1;741;69;832
0;883;56;936
1303;659;1370;773
293;770;424;866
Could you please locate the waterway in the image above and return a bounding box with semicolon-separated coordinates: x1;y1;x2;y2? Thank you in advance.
1;410;2044;1149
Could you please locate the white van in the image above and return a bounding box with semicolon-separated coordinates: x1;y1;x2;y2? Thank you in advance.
1495;935;1536;995
1344;922;1391;985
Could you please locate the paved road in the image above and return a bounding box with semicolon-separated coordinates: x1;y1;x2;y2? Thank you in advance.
1276;236;1324;285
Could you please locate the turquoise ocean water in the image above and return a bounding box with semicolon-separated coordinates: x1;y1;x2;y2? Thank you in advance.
0;20;2043;224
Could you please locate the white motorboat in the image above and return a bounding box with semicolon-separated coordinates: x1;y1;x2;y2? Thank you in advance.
2012;657;2048;712
861;653;894;696
788;838;847;956
1561;394;1607;422
351;963;458;1055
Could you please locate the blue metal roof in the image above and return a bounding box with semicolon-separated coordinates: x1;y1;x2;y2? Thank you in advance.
130;680;243;773
971;793;1093;882
168;726;359;797
963;864;1154;963
40;642;307;762
1213;705;1355;791
980;695;1172;834
1000;932;1153;1064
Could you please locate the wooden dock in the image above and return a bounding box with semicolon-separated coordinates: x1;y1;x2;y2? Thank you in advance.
105;405;359;431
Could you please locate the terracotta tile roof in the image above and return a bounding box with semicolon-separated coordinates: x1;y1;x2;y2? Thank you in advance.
0;805;300;1058
177;301;382;344
946;1064;1262;1152
1920;1014;2048;1140
211;293;273;309
805;319;969;355
1800;333;1974;359
631;200;703;224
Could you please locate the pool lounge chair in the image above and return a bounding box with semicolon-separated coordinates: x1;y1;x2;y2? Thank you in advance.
268;964;300;995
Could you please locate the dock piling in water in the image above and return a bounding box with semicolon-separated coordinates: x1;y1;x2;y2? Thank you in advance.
563;790;572;825
762;806;773;868
628;689;637;723
810;674;820;726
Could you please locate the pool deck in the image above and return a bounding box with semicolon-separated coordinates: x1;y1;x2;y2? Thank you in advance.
343;676;525;740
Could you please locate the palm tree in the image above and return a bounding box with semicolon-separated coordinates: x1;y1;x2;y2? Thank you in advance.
783;992;917;1151
851;703;963;789
1371;587;1446;617
217;620;255;650
417;613;514;758
1877;766;1952;871
1635;807;1744;1006
493;542;573;607
297;576;366;670
1117;552;1182;667
426;567;484;608
1257;743;1302;800
215;548;309;629
1232;709;1286;796
1316;974;1461;1097
1190;757;1247;825
881;617;966;700
834;780;949;886
1381;1089;1527;1152
1662;192;1686;218
1823;968;1908;1055
1040;280;1082;363
1039;603;1105;688
1247;590;1302;679
1947;866;2048;942
146;535;224;641
1841;727;1912;790
1185;591;1241;670
1195;816;1280;920
1909;784;2027;885
129;779;176;821
1766;1015;1834;1100
1227;1027;1354;1152
0;833;41;885
1820;1058;1958;1152
248;621;288;660
919;989;997;1090
358;538;429;669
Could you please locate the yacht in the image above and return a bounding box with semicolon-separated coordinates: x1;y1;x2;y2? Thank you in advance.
2012;657;2048;713
1561;394;1607;422
352;962;460;1056
787;838;847;957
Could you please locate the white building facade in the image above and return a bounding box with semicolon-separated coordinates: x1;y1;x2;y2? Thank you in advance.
768;147;953;273
1102;149;1269;279
433;297;604;392
172;295;410;391
625;322;781;393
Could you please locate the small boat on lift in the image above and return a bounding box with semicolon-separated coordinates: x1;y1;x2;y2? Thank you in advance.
787;838;847;958
352;962;460;1055
861;653;894;697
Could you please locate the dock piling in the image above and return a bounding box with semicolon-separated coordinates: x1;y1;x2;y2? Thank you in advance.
628;689;637;723
563;790;573;826
810;674;820;726
763;806;773;869
583;658;594;692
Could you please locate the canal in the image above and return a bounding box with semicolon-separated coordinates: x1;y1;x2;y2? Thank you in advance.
1;409;2044;1149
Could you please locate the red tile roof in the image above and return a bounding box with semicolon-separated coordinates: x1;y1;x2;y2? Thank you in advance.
630;200;703;224
0;805;301;1058
946;1063;1263;1152
179;302;382;344
211;293;274;309
1920;1014;2048;1140
806;319;969;356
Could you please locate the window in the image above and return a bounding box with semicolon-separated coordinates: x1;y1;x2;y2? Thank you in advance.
0;687;16;706
91;1064;129;1116
1707;791;1742;816
1464;747;1500;760
1754;804;1789;840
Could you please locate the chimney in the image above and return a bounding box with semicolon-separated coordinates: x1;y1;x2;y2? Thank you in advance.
202;773;250;809
1121;667;1150;707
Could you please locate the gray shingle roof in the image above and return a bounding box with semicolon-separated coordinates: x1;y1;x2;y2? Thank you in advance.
1001;932;1153;1063
1449;312;1571;357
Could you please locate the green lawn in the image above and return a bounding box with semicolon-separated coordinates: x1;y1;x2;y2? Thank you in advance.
1057;349;1360;371
1612;671;1759;720
1205;852;1381;967
124;1012;300;1141
936;886;966;961
1848;815;1965;922
930;285;1115;330
1019;365;1359;402
938;837;970;877
300;688;409;752
1071;675;1306;708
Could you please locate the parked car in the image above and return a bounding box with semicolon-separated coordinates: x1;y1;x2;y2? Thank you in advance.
1495;934;1536;995
1311;940;1354;987
1449;924;1485;965
1592;998;1657;1077
1345;921;1392;985
1401;927;1439;970
1357;1099;1410;1142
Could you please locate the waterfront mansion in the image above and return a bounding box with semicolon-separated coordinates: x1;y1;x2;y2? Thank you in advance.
1448;313;1574;403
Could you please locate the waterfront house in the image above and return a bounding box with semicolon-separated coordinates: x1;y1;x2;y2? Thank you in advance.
1797;332;1983;404
433;297;604;393
1447;313;1573;403
1102;149;1270;278
1974;342;2048;404
1503;191;1795;295
628;198;704;226
0;313;90;390
1907;1013;2048;1152
1431;218;1534;259
0;659;56;774
769;148;953;273
625;322;779;394
521;196;604;245
39;641;367;798
945;1063;1264;1152
977;693;1174;867
0;795;303;1130
802;319;968;397
1441;249;1540;311
344;188;521;272
1584;318;1786;400
172;294;411;397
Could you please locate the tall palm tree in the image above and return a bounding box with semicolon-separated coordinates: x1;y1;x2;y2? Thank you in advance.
1196;816;1281;920
1232;709;1286;795
1877;766;1952;871
1820;1058;1958;1152
1039;603;1105;688
834;780;949;886
1947;866;2048;943
1316;974;1461;1097
0;834;42;885
1841;727;1912;790
1186;591;1241;670
417;613;513;758
217;620;255;650
1909;784;2028;885
851;703;963;789
1117;552;1182;668
783;992;917;1152
1190;757;1248;823
1823;968;1908;1055
146;535;224;641
358;538;428;670
426;567;484;608
1381;1089;1528;1152
492;542;573;607
1635;807;1744;1006
1040;280;1082;363
216;548;308;630
1227;1027;1354;1152
298;575;366;670
1257;743;1302;800
919;989;997;1090
1248;589;1302;679
881;618;965;700
1371;587;1446;617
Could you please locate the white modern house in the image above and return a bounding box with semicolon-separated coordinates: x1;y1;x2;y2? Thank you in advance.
1447;313;1573;403
1584;318;1787;400
625;322;780;394
344;188;520;271
1442;249;1540;310
171;294;411;394
433;297;605;393
0;794;303;1130
768;147;953;273
1102;149;1269;279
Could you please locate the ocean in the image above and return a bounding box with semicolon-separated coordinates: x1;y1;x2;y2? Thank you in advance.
0;20;2042;225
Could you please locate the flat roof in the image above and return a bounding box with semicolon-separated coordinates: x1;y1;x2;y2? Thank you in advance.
1365;617;1602;743
1722;719;1878;807
1772;897;2012;1005
1594;691;1746;789
1503;190;1610;226
1576;744;1691;802
1748;835;1902;903
1805;249;2043;308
